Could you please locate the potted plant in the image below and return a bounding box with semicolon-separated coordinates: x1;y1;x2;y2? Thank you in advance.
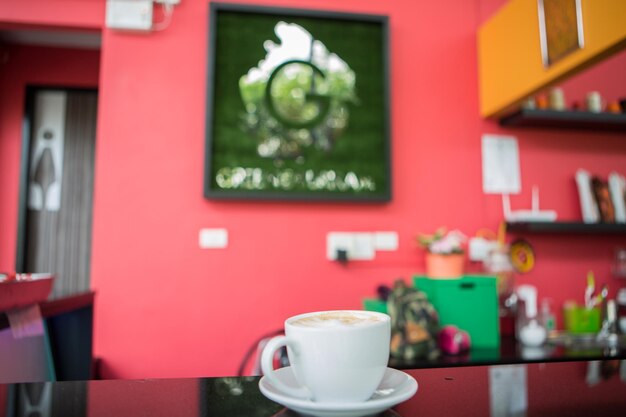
417;228;467;279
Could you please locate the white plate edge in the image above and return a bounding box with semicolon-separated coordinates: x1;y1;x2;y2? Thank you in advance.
259;367;418;412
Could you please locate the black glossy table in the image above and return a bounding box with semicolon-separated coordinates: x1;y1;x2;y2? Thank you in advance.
2;360;625;417
390;336;626;369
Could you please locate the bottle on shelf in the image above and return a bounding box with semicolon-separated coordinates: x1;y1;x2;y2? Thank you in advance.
540;298;556;334
516;285;547;347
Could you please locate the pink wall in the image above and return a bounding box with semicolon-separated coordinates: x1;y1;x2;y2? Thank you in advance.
0;0;103;29
1;0;625;379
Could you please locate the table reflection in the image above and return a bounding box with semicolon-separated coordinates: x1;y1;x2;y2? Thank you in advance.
1;361;625;417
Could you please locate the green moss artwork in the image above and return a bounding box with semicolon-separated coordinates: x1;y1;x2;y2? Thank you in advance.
205;4;390;201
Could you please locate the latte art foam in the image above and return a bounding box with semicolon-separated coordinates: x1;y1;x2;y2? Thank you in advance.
290;312;383;328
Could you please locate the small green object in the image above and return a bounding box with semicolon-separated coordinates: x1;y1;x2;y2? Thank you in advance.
413;275;500;348
564;305;601;334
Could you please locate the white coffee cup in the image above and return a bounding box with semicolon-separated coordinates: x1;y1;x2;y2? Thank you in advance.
261;310;390;403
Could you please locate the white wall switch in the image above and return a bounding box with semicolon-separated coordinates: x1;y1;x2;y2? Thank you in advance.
374;232;399;251
352;233;376;260
106;0;153;31
199;228;228;249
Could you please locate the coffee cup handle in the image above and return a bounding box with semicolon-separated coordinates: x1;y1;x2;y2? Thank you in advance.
261;336;311;400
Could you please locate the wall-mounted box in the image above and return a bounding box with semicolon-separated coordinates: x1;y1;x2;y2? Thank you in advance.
413;275;500;348
106;0;153;31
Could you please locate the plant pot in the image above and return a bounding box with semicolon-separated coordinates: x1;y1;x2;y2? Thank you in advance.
425;253;464;279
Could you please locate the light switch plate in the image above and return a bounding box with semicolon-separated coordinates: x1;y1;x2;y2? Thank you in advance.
199;228;228;249
352;233;376;260
374;232;398;251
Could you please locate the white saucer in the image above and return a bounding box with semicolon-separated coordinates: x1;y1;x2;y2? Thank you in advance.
259;367;418;417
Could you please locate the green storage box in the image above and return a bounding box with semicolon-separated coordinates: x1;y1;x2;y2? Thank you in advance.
413;275;500;348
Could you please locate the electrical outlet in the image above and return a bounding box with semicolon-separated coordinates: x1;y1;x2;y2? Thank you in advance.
327;232;354;260
327;232;375;261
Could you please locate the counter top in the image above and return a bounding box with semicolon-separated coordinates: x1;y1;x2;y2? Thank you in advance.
2;360;625;416
390;336;626;369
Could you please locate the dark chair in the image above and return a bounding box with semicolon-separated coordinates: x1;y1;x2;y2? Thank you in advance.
237;329;290;377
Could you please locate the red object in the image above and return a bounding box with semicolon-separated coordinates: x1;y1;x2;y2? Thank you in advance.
0;273;54;311
438;325;471;355
499;315;516;337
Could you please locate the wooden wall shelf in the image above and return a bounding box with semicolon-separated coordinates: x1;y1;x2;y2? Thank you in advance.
499;109;626;132
506;221;626;234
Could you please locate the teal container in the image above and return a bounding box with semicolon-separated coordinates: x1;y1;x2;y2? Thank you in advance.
413;275;500;348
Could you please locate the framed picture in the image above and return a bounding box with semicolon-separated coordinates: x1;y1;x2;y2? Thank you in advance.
538;0;584;67
205;3;391;201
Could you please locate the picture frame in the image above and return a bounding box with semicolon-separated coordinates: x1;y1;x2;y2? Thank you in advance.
538;0;584;67
204;3;391;202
